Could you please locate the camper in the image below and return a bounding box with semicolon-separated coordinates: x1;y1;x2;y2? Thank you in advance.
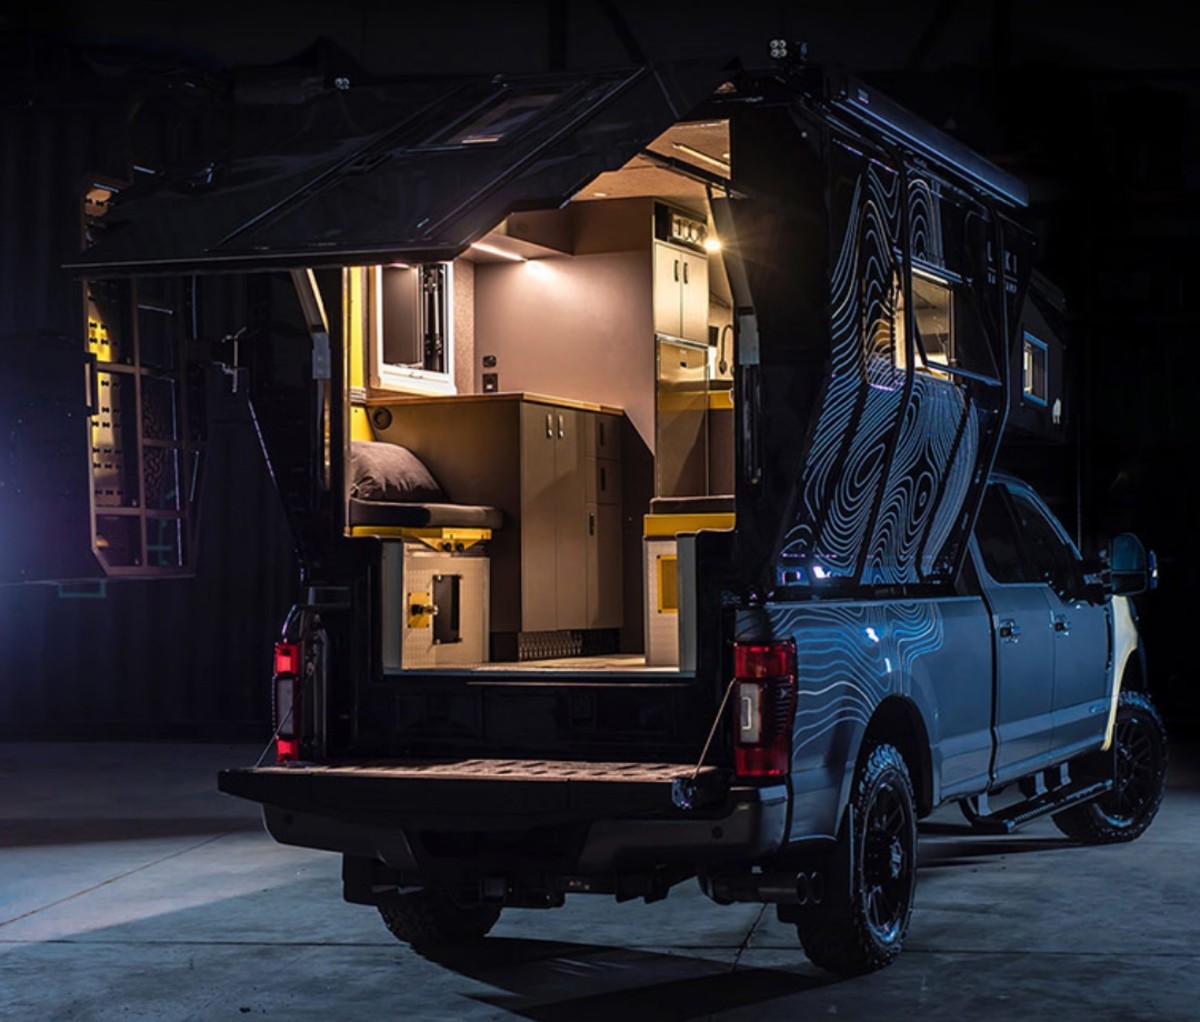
65;55;1166;974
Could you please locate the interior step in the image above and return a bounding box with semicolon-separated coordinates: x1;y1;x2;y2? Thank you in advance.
966;777;1114;835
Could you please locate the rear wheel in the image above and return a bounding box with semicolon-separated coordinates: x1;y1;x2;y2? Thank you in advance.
1053;690;1168;844
377;888;501;949
796;743;918;975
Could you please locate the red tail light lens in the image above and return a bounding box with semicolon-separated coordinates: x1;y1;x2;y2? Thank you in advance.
732;640;797;779
273;642;302;764
274;641;301;677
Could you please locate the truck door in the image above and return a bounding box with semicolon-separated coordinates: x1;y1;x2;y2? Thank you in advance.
1000;483;1111;761
972;482;1057;784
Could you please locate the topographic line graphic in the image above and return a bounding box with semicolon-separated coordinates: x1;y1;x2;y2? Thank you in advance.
777;148;993;588
770;602;944;753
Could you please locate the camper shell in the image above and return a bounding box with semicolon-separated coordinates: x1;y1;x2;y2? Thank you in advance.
48;56;1165;975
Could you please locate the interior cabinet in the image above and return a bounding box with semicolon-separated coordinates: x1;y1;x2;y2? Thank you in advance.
520;404;622;632
652;240;708;344
520;403;587;631
374;394;623;642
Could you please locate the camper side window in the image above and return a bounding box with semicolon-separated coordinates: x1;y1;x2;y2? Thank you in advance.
894;272;954;375
369;263;455;395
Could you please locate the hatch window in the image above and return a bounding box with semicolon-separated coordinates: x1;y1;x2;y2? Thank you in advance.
423;90;565;148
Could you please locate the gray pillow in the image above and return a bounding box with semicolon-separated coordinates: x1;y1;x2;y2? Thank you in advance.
349;441;443;503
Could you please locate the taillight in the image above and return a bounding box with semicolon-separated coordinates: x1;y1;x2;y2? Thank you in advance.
732;640;797;779
274;641;301;764
275;641;300;677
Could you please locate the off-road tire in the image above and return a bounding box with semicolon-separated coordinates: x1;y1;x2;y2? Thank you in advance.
377;888;501;948
1052;690;1168;844
796;743;918;975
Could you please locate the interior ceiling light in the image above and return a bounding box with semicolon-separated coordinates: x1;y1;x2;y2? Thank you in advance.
470;241;526;262
671;142;731;173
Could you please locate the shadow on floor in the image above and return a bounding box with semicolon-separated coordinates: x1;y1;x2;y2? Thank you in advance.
0;816;263;848
420;936;835;1022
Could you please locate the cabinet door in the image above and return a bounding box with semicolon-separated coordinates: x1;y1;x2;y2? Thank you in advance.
653;242;683;337
586;501;624;628
680;253;709;344
553;408;588;630
519;404;560;633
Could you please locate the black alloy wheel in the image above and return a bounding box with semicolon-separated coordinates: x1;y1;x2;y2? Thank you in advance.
860;775;915;946
795;742;918;974
1053;689;1168;844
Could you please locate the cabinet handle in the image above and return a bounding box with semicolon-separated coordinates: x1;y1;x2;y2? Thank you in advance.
683;260;689;285
557;413;564;439
589;510;596;536
545;412;553;438
674;259;679;282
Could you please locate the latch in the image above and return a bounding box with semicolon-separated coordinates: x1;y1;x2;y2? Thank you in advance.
408;592;435;629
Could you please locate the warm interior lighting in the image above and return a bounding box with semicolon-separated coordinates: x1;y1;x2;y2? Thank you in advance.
671;141;731;173
470;241;526;262
703;236;722;252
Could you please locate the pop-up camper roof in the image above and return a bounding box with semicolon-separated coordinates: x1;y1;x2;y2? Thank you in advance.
67;61;1028;277
67;62;735;275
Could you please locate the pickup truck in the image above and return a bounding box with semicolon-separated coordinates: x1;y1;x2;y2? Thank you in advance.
58;53;1167;974
217;473;1163;974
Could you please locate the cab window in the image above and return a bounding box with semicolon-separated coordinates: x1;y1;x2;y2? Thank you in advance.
974;485;1026;583
974;483;1078;589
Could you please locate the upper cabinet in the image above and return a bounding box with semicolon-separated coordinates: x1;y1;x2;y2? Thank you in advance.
651;205;710;345
653;241;709;344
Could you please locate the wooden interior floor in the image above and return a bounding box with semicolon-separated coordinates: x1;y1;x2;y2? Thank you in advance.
471;653;680;673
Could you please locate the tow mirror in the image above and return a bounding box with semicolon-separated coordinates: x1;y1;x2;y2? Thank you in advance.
1110;533;1152;596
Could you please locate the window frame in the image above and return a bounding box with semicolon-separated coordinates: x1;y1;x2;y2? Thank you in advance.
367;261;457;397
1022;331;1048;406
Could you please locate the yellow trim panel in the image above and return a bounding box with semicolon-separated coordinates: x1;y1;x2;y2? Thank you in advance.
349;526;491;551
643;512;735;538
1103;595;1139;750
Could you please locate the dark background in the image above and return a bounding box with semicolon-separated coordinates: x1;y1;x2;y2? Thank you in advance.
1;0;1196;739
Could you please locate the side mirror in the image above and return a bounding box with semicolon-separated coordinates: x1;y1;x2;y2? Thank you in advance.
1111;533;1153;596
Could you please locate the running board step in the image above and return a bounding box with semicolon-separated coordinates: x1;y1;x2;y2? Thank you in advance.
966;778;1113;834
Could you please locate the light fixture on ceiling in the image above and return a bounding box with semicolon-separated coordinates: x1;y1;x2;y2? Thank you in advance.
470;241;526;262
671;142;731;173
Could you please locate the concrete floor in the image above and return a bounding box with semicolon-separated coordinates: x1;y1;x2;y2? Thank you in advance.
1;742;1197;1022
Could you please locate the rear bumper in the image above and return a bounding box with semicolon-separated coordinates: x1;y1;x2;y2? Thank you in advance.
219;759;788;873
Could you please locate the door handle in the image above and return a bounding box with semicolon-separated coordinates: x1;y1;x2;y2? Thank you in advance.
588;510;596;536
683;261;689;284
674;259;679;282
557;413;564;439
1053;614;1071;637
998;619;1021;643
545;412;553;438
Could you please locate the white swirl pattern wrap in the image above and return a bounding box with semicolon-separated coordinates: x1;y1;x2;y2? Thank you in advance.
778;159;979;585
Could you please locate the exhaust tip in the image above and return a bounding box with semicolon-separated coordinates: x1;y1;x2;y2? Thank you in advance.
795;872;810;906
